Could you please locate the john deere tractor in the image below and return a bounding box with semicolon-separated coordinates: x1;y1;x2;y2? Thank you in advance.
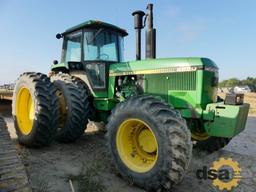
12;4;249;191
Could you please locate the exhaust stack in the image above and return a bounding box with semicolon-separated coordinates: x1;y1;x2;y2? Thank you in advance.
145;4;156;59
132;10;145;60
132;4;156;60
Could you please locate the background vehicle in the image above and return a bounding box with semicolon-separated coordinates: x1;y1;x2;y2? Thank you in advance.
12;4;249;191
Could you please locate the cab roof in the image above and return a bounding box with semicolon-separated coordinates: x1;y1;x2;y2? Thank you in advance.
63;20;128;36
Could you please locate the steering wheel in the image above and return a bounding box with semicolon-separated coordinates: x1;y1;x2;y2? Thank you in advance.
99;53;109;60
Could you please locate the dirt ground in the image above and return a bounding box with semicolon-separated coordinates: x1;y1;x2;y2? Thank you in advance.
1;98;256;192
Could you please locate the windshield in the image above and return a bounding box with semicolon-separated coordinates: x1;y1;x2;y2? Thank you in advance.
83;30;119;62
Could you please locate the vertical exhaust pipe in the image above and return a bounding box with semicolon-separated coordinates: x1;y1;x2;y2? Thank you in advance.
132;10;145;60
145;4;156;59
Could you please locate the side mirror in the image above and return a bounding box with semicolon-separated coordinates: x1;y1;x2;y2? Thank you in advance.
53;60;58;65
56;33;62;39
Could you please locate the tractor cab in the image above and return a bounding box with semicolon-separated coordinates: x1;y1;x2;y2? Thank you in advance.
53;20;128;90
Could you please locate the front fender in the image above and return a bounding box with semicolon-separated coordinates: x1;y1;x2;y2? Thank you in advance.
51;62;68;71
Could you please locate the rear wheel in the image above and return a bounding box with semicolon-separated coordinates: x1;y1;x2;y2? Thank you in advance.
71;76;96;120
51;73;90;142
106;95;192;191
12;72;58;147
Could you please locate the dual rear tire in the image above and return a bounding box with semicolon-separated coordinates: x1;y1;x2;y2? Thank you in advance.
51;73;90;142
12;72;89;147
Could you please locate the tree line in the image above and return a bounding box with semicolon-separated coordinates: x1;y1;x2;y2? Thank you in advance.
219;77;256;91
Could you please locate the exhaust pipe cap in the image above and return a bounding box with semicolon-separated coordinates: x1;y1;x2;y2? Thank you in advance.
132;10;145;29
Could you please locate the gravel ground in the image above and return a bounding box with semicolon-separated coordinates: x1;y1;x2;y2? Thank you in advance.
1;99;256;192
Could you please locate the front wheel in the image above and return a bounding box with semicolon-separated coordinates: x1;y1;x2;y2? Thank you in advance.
106;95;192;191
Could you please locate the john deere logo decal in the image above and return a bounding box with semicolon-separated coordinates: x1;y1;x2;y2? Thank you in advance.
196;157;242;191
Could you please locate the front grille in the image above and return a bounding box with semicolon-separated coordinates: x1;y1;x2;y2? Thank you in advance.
166;71;196;91
145;71;197;96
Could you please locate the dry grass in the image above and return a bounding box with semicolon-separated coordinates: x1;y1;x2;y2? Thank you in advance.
218;92;256;116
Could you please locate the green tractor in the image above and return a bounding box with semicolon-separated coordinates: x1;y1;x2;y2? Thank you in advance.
12;4;249;191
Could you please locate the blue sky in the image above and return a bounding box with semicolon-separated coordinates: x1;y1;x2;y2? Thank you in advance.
0;0;255;84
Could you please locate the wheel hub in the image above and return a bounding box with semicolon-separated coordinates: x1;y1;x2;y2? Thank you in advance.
116;118;158;173
138;129;157;153
16;87;34;135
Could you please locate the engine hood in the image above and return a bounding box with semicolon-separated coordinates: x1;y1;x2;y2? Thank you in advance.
109;57;218;76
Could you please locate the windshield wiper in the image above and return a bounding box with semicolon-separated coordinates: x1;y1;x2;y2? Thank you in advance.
88;28;104;44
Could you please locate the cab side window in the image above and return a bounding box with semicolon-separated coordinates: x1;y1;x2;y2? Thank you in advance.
62;30;82;63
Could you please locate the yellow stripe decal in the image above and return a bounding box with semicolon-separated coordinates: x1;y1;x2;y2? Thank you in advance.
109;66;202;76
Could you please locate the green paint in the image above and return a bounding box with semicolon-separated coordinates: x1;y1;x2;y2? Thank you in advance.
51;48;248;138
142;58;217;113
93;98;116;111
109;57;217;74
107;57;248;138
52;19;249;139
203;103;250;137
92;91;108;98
108;76;116;98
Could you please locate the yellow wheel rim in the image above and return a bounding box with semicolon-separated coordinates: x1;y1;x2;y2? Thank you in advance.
16;87;35;135
56;89;67;128
191;131;209;141
116;118;158;173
